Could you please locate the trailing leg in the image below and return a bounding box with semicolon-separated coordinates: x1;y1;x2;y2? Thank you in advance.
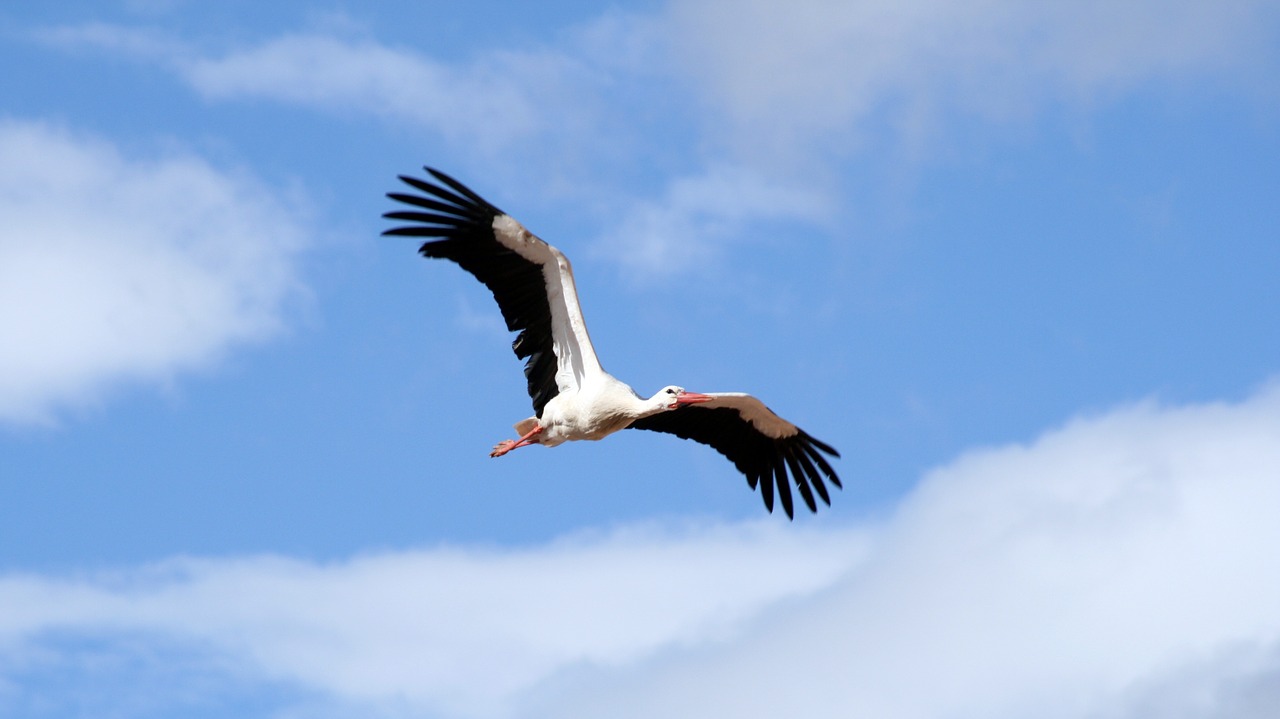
490;424;544;457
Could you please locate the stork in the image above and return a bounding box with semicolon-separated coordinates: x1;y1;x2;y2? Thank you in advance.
383;168;841;518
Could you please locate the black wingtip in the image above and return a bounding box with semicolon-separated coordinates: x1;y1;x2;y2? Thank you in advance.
774;461;795;519
425;166;497;210
804;432;841;458
759;471;775;514
784;450;818;514
424;166;459;186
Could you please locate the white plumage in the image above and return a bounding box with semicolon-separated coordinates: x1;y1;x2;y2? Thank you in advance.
384;167;841;517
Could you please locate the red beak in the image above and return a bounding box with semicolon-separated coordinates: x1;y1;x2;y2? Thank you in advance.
675;391;713;407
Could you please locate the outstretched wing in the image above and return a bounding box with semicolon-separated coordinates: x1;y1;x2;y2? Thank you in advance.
383;167;605;417
629;393;841;518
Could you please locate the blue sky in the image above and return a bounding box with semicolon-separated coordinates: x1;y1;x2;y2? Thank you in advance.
2;1;1279;717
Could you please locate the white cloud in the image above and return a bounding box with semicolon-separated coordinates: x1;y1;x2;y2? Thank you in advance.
3;383;1280;717
0;120;308;426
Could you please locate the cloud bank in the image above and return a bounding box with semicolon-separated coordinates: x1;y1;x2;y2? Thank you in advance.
0;523;865;718
558;383;1280;718
3;383;1278;717
0;120;308;426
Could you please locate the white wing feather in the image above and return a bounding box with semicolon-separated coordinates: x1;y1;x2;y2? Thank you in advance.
492;214;604;393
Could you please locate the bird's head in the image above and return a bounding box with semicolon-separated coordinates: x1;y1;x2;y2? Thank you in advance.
656;385;713;410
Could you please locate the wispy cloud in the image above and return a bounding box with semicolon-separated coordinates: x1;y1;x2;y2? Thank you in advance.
0;120;309;426
593;165;833;282
3;384;1279;717
34;20;616;166
666;0;1280;163
31;21;188;60
182;34;561;157
39;1;1278;162
29;3;1278;283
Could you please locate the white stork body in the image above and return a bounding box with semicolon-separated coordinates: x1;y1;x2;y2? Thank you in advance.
384;168;841;518
518;376;645;445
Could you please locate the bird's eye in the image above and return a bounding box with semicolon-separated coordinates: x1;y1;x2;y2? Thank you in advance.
667;388;677;395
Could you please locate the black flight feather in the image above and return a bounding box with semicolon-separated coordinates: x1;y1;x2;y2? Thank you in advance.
629;406;842;519
382;167;561;417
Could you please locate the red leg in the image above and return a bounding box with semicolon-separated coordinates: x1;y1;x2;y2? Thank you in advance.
490;424;544;457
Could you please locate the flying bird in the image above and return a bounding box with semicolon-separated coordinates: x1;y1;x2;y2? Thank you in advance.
383;167;841;518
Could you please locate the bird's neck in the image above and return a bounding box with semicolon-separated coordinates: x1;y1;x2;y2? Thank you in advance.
635;391;673;418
